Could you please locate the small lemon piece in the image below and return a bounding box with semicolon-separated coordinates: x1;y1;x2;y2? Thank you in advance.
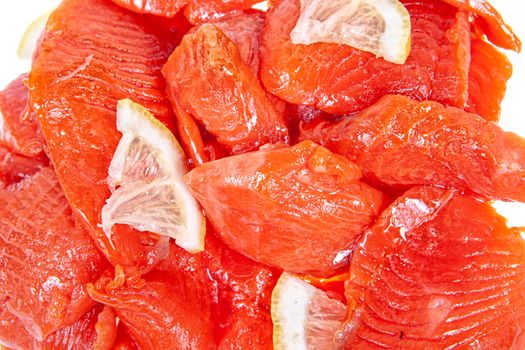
101;99;205;253
272;273;347;350
291;0;411;64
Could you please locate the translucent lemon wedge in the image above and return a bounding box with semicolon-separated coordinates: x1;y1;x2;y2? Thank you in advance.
291;0;411;64
272;273;347;350
17;10;53;60
101;99;205;253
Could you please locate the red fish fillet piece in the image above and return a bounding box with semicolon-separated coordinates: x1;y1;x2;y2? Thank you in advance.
260;0;471;115
302;94;525;202
185;141;386;277
168;100;209;167
0;167;107;341
0;74;44;157
466;39;512;122
0;146;46;188
171;11;285;166
171;11;269;166
220;10;288;113
206;11;265;75
89;232;277;349
184;0;261;24
110;0;259;22
88;282;214;350
111;0;188;17
201;232;276;349
440;0;521;52
0;309;36;350
112;323;140;350
343;186;525;349
162;24;288;155
29;0;184;270
206;11;288;127
152;234;276;349
88;251;215;350
93;306;118;350
0;305;111;350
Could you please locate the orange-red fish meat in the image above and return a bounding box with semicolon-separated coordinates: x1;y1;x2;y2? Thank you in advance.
344;186;525;348
302;95;525;202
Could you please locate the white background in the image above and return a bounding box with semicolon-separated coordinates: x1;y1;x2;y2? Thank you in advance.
0;0;524;225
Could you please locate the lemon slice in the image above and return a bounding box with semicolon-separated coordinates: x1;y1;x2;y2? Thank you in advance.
272;273;347;350
17;10;53;60
290;0;411;64
101;99;205;253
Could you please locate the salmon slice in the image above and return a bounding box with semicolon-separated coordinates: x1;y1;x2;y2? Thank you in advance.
205;11;287;124
93;306;118;350
202;232;276;349
46;305;117;350
88;278;214;350
343;186;525;349
87;247;215;350
111;0;188;17
0;167;107;341
205;11;265;75
302;95;525;202
162;24;288;155
29;0;185;269
184;0;261;24
110;0;259;22
0;74;44;157
89;231;277;349
0;305;110;350
112;323;140;350
0;146;46;188
440;0;521;52
260;0;471;115
185;141;386;277
150;233;277;349
212;10;288;115
169;11;271;166
467;39;512;122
